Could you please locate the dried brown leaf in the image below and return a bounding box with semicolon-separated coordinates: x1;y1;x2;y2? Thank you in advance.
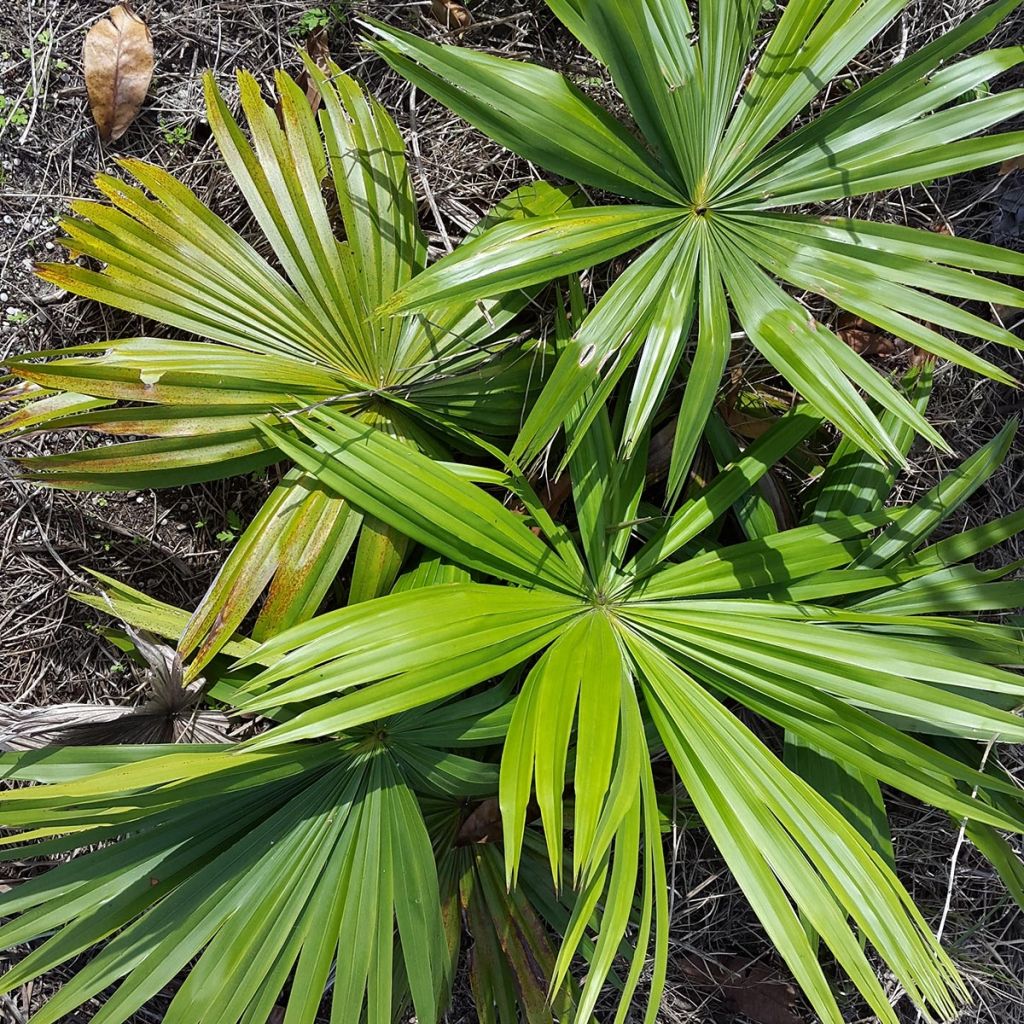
836;313;897;357
430;0;474;33
456;798;503;845
992;303;1024;329
676;953;805;1024
83;4;154;143
303;27;332;113
721;960;803;1024
278;27;332;121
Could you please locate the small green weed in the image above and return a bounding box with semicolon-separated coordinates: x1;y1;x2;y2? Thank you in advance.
215;509;243;544
288;3;349;37
0;93;28;129
160;120;190;146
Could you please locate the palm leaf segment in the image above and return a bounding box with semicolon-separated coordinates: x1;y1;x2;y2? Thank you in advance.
368;0;1024;489
206;385;1024;1024
0;59;573;675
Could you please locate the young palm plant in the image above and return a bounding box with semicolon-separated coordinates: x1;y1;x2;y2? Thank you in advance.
154;369;1024;1024
366;0;1024;496
3;6;1024;1020
0;58;572;675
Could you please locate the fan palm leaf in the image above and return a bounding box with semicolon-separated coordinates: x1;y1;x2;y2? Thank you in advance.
0;59;574;675
366;0;1024;495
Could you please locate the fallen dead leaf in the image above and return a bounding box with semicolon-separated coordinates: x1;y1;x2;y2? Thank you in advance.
83;4;154;143
992;302;1024;328
508;470;571;536
836;313;897;357
645;420;678;484
430;0;474;33
456;798;503;845
992;174;1024;247
283;26;332;119
1000;154;1024;175
303;27;332;113
757;470;798;531
721;409;776;441
675;953;805;1024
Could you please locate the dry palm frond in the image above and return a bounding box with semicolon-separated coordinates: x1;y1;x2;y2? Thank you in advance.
0;629;229;749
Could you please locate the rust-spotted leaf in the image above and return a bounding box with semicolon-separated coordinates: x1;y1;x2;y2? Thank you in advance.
83;4;154;142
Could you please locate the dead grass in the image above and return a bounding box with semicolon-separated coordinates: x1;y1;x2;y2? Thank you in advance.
0;0;1023;1021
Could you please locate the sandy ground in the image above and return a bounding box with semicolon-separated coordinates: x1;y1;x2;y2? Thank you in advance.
1;1;1023;1021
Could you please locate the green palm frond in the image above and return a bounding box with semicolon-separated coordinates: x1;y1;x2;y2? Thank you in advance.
0;60;575;675
366;0;1024;486
0;738;451;1024
1;567;607;1024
